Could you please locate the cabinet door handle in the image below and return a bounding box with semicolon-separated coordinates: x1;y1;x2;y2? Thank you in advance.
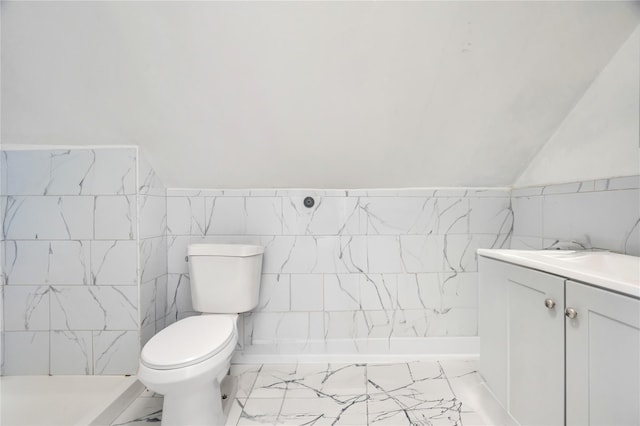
544;298;556;309
565;307;578;319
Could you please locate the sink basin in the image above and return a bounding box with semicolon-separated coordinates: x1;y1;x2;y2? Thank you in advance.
477;249;640;298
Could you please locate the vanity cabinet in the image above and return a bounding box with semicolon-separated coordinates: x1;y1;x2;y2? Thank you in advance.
565;280;640;426
479;257;564;425
479;257;640;426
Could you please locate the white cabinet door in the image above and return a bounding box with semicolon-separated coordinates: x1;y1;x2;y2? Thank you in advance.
566;280;640;426
479;257;509;407
479;257;565;424
506;266;565;426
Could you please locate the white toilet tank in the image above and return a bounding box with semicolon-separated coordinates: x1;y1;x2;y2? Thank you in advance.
187;244;264;313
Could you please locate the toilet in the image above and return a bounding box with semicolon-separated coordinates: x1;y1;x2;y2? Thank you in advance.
138;243;264;426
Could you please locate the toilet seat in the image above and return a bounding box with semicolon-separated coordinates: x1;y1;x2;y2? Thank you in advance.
141;315;235;370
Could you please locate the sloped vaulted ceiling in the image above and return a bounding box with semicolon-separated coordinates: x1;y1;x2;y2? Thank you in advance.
2;1;640;188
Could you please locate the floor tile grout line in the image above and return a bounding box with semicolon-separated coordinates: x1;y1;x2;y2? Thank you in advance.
118;360;486;426
365;363;370;425
235;363;264;425
441;360;472;425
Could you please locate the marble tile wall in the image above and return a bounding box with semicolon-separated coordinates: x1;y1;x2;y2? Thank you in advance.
166;188;513;356
3;146;632;368
511;175;640;256
0;147;168;375
138;154;169;348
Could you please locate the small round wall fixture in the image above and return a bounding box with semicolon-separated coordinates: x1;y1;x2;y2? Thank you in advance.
303;196;315;208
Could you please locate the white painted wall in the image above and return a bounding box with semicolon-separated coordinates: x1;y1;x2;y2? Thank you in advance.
515;26;640;187
2;1;639;188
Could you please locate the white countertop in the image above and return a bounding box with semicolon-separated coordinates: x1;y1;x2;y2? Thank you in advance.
477;249;640;299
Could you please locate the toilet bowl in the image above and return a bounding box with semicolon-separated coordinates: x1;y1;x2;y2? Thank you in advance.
138;314;238;426
137;243;264;426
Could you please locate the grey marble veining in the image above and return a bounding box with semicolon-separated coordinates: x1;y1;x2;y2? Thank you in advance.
283;196;359;236
139;195;167;239
138;152;167;197
165;273;197;326
91;240;138;285
7;144;633;375
511;175;639;256
205;197;284;236
51;329;93;375
94;195;136;240
3;195;94;240
1;146;169;376
4;240;91;286
164;188;512;355
154;274;169;333
112;360;487;426
3;285;50;331
137;151;169;352
167;196;206;236
93;330;139;375
1;148;137;196
139;236;168;283
50;285;138;331
140;280;157;331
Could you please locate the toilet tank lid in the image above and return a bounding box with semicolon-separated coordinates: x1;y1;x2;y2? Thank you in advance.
188;244;264;257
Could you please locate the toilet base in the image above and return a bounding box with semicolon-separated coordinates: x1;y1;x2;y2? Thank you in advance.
220;375;238;418
137;339;237;426
161;378;225;426
137;314;241;425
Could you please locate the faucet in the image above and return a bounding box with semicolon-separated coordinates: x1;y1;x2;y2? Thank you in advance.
545;236;592;251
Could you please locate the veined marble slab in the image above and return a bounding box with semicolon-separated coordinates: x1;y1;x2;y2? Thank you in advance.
112;359;493;426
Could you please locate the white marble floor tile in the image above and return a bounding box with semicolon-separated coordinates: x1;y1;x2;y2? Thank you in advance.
249;364;305;398
439;358;479;378
312;363;368;399
111;396;163;425
367;363;421;391
279;397;368;425
282;363;368;400
398;378;456;402
236;398;284;425
439;359;484;411
367;394;464;425
225;399;246;426
231;364;263;400
459;411;489;426
120;361;488;426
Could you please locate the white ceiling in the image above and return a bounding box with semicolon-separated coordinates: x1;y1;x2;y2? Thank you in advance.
515;26;640;188
2;1;640;188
